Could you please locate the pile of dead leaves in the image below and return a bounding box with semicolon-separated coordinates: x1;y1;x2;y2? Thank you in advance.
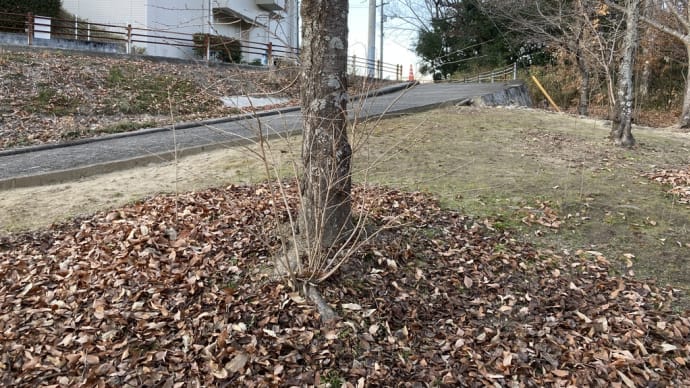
644;167;690;205
518;201;562;230
1;183;688;387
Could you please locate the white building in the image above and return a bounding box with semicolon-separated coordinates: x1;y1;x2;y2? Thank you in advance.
60;0;299;63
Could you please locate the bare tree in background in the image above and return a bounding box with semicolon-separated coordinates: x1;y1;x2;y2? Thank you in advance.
630;0;690;128
484;0;624;117
610;0;640;147
387;0;442;33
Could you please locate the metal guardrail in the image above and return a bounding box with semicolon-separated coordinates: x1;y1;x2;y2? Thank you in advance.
0;11;404;80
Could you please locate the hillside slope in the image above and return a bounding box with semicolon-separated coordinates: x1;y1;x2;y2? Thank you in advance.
0;49;300;150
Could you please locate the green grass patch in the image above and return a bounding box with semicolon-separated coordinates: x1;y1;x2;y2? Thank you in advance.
28;84;80;115
103;65;204;115
354;107;690;307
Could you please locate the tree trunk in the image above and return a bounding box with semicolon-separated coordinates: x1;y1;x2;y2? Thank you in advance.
611;0;639;147
574;1;589;117
576;48;590;116
299;0;353;255
680;43;690;128
638;0;653;103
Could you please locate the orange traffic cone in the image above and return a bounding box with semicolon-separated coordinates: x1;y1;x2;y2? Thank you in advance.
408;64;414;81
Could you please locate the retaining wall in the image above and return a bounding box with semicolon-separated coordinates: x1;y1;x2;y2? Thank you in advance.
474;81;533;108
0;32;123;54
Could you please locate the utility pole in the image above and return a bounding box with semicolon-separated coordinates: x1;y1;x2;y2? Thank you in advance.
293;0;300;49
205;0;212;60
207;0;213;33
379;1;385;79
367;0;376;78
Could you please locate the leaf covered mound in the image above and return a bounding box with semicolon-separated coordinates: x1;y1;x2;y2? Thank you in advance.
0;184;688;387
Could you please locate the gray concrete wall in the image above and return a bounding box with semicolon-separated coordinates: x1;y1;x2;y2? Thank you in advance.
0;32;124;54
474;82;532;108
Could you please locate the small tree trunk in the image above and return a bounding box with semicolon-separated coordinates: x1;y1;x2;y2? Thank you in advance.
572;4;590;117
300;0;353;257
638;0;653;103
611;0;639;147
680;44;690;128
576;50;590;116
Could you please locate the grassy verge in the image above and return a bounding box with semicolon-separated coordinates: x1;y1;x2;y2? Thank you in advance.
355;106;690;307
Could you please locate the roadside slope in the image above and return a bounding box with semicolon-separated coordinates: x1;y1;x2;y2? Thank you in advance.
0;48;301;149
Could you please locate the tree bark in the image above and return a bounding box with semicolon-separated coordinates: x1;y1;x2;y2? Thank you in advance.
611;0;639;147
681;44;690;128
299;0;353;255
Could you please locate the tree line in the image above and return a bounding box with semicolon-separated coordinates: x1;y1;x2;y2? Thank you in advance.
401;0;690;145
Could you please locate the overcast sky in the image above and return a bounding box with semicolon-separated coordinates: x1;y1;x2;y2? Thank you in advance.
347;1;421;78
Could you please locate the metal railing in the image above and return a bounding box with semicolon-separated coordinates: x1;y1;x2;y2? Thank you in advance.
0;11;404;80
349;54;403;81
458;63;517;83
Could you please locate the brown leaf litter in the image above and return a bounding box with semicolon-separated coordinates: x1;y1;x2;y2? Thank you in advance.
644;167;690;205
0;183;688;386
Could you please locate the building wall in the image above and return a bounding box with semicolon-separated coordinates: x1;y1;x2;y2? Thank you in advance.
60;0;297;61
61;0;147;27
211;0;294;63
145;0;205;58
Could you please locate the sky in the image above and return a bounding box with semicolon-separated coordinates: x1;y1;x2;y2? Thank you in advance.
347;1;422;79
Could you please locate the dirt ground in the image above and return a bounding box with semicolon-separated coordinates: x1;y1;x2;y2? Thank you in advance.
1;106;689;306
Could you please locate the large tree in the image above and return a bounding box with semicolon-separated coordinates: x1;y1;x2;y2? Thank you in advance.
299;0;353;271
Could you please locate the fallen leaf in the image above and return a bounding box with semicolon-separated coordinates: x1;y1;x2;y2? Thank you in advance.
502;352;513;367
661;343;678;352
226;352;248;373
617;371;635;388
552;369;569;377
342;303;362;310
575;310;592;323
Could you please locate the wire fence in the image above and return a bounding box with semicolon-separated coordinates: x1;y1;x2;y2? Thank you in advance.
0;11;404;80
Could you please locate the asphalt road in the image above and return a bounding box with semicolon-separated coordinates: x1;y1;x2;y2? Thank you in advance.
0;81;522;189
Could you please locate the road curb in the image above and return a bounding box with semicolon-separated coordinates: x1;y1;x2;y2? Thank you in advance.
0;82;415;158
0;129;303;190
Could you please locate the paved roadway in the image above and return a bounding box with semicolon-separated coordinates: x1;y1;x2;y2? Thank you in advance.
0;82;518;189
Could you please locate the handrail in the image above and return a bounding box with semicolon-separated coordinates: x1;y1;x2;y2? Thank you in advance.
0;11;404;80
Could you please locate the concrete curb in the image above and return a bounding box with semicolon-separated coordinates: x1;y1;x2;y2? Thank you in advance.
0;129;303;190
0;81;415;158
